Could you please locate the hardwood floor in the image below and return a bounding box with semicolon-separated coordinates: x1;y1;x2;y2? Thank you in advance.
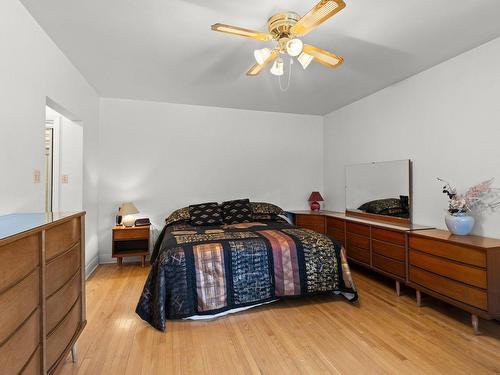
57;264;500;375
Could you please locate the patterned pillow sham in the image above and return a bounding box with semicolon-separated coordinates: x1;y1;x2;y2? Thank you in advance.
252;214;276;221
189;202;223;226
221;199;252;224
165;207;190;226
250;202;285;216
358;198;403;214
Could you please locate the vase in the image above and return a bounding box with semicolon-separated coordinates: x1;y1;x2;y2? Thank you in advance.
445;213;475;236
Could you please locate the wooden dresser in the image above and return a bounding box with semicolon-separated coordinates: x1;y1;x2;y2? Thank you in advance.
291;211;500;333
0;212;86;374
408;229;500;334
292;211;430;296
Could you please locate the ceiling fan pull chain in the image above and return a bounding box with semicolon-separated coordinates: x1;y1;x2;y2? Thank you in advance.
279;58;293;92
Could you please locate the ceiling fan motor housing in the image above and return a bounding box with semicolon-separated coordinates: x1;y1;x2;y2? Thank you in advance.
267;12;301;40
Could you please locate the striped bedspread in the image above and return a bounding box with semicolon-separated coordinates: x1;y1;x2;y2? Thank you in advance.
136;219;357;331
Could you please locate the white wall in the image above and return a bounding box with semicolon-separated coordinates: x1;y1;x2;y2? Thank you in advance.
98;98;323;261
324;37;500;238
0;0;100;274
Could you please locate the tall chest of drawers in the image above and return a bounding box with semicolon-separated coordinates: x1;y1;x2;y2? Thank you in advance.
0;212;86;374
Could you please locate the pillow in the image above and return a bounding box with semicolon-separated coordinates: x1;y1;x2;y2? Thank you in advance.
357;202;371;212
400;195;409;211
165;207;190;226
189;202;223;226
221;199;252;224
250;202;285;216
252;213;279;221
358;198;402;214
378;207;408;217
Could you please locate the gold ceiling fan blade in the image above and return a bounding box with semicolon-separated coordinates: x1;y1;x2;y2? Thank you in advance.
246;49;280;76
303;44;343;68
211;23;273;41
291;0;346;36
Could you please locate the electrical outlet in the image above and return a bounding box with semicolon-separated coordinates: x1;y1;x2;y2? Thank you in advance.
61;175;69;184
33;170;41;184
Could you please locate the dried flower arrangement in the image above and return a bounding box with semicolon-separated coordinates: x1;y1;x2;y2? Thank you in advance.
437;178;500;215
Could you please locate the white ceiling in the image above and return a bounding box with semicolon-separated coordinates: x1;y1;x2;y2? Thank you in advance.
21;0;500;115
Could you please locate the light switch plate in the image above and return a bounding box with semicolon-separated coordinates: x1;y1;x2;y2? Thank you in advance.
33;170;41;183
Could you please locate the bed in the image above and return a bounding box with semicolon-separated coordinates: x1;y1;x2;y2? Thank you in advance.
136;201;358;331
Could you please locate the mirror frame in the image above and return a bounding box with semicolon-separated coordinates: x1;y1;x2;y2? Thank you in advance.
345;159;413;225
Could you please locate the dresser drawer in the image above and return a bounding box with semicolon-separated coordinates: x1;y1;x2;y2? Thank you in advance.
295;215;325;233
45;217;80;261
409;267;487;310
113;227;149;240
409;236;486;268
0;309;40;375
46;244;80;297
346;246;370;265
46;270;81;334
0;235;39;292
372;240;405;261
372;228;405;246
347;232;370;250
409;250;487;289
346;222;370;236
327;228;345;246
47;297;82;370
0;269;39;344
326;217;345;231
373;254;405;278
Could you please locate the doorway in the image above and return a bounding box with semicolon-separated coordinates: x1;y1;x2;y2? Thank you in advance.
45;106;83;212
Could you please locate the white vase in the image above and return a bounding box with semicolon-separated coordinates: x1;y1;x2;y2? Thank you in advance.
445;213;475;236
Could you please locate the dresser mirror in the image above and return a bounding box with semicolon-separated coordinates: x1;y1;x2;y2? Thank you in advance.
345;159;412;224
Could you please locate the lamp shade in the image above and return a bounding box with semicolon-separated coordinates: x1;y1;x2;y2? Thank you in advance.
270;58;284;76
308;192;324;202
286;38;303;57
254;48;271;65
119;202;139;216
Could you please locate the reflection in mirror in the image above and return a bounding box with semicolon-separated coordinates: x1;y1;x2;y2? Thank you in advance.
345;160;412;223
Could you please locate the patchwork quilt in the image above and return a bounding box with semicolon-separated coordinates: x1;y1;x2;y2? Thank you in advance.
136;219;357;331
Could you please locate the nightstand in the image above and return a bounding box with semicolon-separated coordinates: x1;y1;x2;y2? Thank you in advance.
112;225;150;267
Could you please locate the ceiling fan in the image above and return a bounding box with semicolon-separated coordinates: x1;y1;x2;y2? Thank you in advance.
211;0;346;78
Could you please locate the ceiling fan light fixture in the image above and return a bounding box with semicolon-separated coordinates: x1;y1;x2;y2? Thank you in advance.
254;48;271;65
286;38;304;57
270;58;284;76
298;52;314;69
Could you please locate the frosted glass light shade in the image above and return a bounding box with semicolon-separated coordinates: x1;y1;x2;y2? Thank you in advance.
254;48;271;65
286;38;303;57
270;58;284;76
298;52;313;69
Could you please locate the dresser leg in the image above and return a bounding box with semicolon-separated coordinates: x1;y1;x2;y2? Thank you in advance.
472;314;480;335
118;257;122;267
71;343;78;363
416;290;422;307
395;281;401;296
141;255;145;267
